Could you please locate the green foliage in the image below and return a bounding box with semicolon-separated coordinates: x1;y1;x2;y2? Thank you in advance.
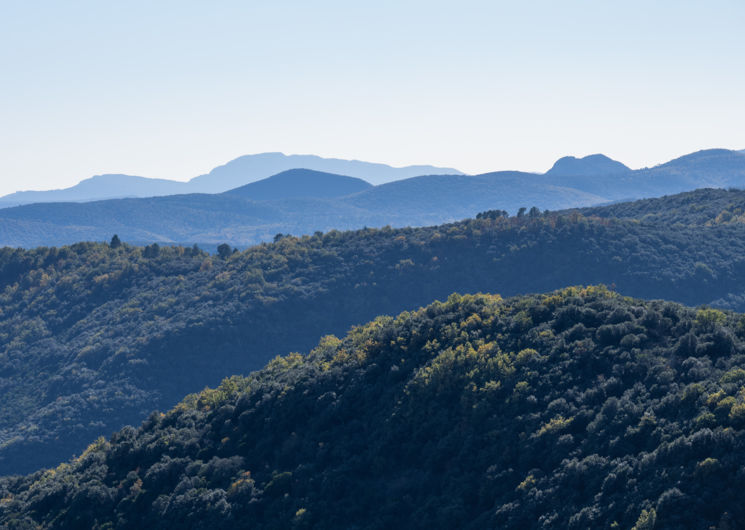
2;290;745;528
632;508;657;530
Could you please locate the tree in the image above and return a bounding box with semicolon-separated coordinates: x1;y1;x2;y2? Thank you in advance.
217;243;232;259
110;235;122;248
143;243;160;258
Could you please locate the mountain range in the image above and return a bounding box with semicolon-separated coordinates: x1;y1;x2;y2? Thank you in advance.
1;149;745;248
0;153;462;207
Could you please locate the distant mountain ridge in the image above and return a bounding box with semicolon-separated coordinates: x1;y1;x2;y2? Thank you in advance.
189;152;463;190
0;153;462;207
1;148;745;248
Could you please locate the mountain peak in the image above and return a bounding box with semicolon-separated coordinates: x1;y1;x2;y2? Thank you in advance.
546;154;631;177
223;168;372;200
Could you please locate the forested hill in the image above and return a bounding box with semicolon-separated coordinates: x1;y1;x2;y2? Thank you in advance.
579;187;745;225
6;197;745;474
3;288;745;529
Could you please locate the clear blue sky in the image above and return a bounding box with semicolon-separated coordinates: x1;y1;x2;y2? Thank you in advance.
1;0;744;194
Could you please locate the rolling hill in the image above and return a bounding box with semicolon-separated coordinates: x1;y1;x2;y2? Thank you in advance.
223;169;372;200
2;288;744;528
4;189;745;473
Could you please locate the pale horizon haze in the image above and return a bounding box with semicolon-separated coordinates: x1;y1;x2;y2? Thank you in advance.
1;1;744;195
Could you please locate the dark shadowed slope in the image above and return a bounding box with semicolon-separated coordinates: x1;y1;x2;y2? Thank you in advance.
2;288;745;529
223;169;372;200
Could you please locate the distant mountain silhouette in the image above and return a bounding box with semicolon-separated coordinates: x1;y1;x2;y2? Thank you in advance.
650;148;745;176
189;152;463;191
223;168;372;200
0;153;461;207
2;149;745;248
546;154;632;177
0;174;188;207
539;148;745;200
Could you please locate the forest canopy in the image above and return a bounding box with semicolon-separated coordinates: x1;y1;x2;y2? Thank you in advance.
2;287;745;528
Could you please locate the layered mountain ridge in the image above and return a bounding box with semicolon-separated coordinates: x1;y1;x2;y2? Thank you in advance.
0;153;462;207
1;149;744;249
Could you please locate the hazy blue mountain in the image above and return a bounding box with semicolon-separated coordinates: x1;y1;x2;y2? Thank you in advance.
343;171;604;226
0;154;461;207
546;153;632;177
539;148;745;201
187;152;463;190
0;170;604;248
647;148;745;181
2;149;745;249
0;174;188;207
3;148;744;211
223;168;372;200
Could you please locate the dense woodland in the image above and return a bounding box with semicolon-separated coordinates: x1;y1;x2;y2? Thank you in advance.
2;288;745;528
5;189;745;474
580;187;745;226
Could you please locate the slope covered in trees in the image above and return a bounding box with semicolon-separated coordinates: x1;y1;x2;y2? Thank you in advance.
5;192;745;474
580;187;745;225
2;288;745;529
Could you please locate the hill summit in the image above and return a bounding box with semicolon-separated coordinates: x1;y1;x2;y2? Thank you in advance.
546;154;632;177
223;168;372;200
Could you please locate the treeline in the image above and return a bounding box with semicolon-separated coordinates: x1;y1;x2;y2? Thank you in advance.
2;287;745;528
4;192;745;473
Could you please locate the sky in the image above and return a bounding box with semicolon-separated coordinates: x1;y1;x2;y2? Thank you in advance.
1;0;744;195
